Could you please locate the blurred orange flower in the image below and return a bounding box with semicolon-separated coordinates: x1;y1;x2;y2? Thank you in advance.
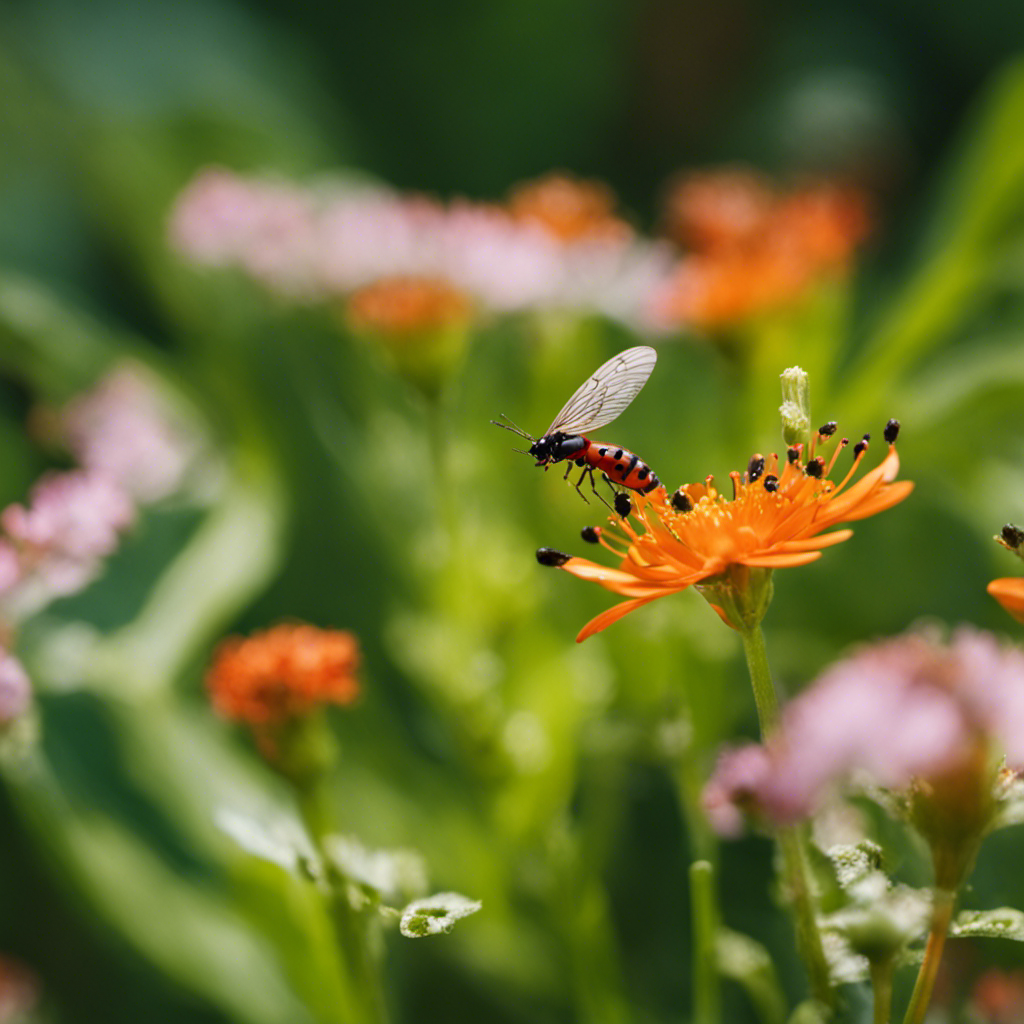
662;168;775;252
651;170;870;329
346;276;472;336
542;423;912;641
507;172;632;244
207;623;360;725
971;969;1024;1024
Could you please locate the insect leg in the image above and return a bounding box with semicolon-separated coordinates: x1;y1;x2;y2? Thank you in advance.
580;467;614;511
572;466;593;505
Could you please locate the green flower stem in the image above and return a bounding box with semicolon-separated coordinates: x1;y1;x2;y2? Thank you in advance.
563;759;633;1024
738;624;781;732
902;889;955;1024
690;860;721;1024
563;876;632;1024
295;773;389;1024
869;957;895;1024
739;624;833;1007
674;754;718;866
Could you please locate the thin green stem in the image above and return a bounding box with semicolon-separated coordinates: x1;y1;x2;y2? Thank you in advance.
902;889;955;1024
674;754;718;866
690;860;721;1024
562;876;631;1024
739;624;833;1007
869;957;895;1024
297;776;389;1024
562;759;632;1024
738;624;781;734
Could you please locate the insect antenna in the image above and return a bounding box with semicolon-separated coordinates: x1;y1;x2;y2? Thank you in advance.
490;414;536;442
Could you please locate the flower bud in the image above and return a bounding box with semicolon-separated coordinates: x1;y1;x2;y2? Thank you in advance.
779;366;811;449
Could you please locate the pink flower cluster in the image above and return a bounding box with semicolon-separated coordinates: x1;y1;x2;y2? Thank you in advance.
168;168;676;327
0;366;195;622
704;627;1024;835
0;366;198;720
0;470;135;615
62;365;196;503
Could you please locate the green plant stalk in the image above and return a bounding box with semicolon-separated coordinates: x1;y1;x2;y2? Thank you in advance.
674;753;718;866
869;957;895;1024
561;758;633;1024
739;624;833;1007
902;889;955;1024
563;876;632;1024
690;860;721;1024
297;774;390;1024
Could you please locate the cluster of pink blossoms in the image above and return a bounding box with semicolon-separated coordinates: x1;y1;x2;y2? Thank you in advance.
704;627;1024;835
167;167;679;328
169;166;870;335
0;367;196;718
61;366;197;504
0;470;135;616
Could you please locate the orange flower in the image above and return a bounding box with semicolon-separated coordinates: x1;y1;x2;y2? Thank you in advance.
507;172;632;244
207;624;360;725
540;421;913;641
662;168;775;252
649;248;811;329
346;276;472;336
652;169;871;330
774;184;871;270
988;524;1024;624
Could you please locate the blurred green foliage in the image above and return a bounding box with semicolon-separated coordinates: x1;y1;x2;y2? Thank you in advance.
2;2;1024;1023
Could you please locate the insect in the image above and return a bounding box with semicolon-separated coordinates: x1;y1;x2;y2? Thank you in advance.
492;345;662;504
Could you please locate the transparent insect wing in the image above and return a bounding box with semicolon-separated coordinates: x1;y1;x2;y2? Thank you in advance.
546;346;658;436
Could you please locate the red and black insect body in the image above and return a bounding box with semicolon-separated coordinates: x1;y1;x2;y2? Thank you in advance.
492;346;662;504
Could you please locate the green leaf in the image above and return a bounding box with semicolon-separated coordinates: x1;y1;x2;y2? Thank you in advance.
81;448;286;698
716;928;787;1024
819;930;868;985
839;57;1024;419
0;272;126;396
8;769;312;1024
786;1000;832;1024
950;907;1024;941
399;892;481;938
824;841;885;893
891;333;1024;427
215;806;320;880
324;835;427;905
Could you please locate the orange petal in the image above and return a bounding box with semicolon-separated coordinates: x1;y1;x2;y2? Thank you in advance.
576;596;661;642
562;558;682;598
830;480;914;523
988;577;1024;625
772;529;854;553
741;550;823;568
562;559;646;586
